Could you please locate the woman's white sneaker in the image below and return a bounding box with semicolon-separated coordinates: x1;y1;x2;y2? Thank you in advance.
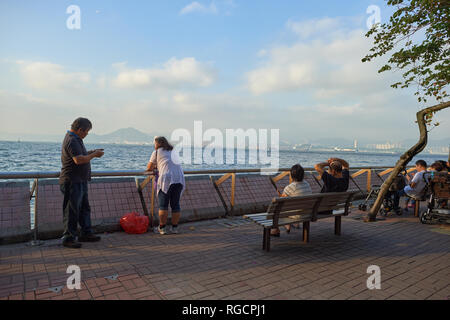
157;226;167;235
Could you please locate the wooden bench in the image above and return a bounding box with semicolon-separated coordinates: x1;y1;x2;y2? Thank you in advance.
244;191;356;251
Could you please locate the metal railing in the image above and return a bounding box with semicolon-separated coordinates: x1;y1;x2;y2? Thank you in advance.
0;166;413;245
0;166;407;180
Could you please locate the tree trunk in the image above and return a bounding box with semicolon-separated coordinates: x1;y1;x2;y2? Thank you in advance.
366;101;450;222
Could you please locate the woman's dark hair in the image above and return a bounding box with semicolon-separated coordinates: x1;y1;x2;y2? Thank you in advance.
437;160;449;170
154;136;174;151
290;164;305;182
431;161;444;172
330;161;343;173
415;159;427;168
71;117;92;131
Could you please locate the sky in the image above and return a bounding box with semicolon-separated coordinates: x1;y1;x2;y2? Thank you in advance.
0;0;448;144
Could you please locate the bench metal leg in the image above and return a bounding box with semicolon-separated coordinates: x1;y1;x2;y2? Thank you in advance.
335;216;341;235
262;228;268;250
266;229;271;252
303;221;310;243
262;228;271;251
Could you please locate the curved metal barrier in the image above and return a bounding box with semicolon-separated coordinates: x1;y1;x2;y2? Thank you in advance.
0;166;414;245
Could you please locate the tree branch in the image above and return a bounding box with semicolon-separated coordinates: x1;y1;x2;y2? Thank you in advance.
366;100;450;221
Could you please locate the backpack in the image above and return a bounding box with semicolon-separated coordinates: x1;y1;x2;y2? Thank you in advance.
418;172;432;198
430;171;450;198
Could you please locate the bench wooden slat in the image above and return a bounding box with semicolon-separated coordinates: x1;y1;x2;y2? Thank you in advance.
257;216;313;227
246;191;356;252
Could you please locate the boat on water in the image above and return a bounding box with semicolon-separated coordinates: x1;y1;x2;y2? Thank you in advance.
333;147;358;153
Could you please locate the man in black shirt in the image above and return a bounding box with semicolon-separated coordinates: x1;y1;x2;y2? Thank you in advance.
314;158;350;193
60;118;104;248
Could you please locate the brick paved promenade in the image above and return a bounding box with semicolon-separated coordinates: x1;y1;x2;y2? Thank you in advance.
1;209;449;300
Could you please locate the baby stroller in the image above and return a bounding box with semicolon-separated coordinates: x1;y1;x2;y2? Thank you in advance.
358;172;407;216
420;172;450;224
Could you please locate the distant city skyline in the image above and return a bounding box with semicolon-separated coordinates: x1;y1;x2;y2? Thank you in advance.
0;1;449;142
1;126;448;156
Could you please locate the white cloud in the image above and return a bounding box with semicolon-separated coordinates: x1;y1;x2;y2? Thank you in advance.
247;59;315;94
179;2;218;15
289;103;363;115
16;61;91;90
112;57;217;89
96;76;107;89
246;18;397;97
286;17;341;39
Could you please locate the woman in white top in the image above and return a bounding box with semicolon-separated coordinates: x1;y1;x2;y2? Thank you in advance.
271;164;312;236
147;136;185;234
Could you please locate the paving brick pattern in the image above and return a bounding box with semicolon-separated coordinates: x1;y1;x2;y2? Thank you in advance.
0;182;30;237
1;209;449;300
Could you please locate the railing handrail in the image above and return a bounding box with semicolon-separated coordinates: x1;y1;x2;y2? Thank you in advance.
0;166;414;180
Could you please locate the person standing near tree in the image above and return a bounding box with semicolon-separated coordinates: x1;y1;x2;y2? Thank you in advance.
59;117;104;248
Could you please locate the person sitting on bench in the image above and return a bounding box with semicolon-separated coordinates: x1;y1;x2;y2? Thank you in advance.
393;160;428;214
271;164;312;237
314;158;350;193
314;158;350;215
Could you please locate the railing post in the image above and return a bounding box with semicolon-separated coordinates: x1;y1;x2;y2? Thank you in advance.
366;169;372;192
29;178;43;246
150;176;155;229
230;173;235;213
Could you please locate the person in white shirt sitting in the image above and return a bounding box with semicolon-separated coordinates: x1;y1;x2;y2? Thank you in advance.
271;164;312;237
393;160;428;214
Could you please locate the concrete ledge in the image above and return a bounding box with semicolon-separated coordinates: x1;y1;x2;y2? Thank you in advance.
0;170;377;244
0;181;31;242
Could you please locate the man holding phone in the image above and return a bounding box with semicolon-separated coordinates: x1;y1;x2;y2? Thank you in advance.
59;117;104;248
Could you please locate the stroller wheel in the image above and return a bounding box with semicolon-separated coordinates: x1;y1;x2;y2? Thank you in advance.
420;212;429;224
362;205;367;211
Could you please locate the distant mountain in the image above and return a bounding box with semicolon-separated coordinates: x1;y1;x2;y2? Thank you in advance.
85;128;156;144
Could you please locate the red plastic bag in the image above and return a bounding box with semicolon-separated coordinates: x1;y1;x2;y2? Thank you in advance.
120;212;149;234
